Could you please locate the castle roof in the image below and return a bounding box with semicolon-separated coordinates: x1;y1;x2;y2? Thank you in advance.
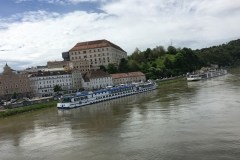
69;39;126;53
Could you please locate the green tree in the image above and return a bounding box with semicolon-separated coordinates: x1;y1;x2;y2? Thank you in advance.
107;63;118;74
167;46;177;55
163;57;173;69
54;85;62;93
128;59;140;71
118;58;129;73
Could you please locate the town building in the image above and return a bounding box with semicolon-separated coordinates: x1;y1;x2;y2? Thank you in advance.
71;69;83;90
29;70;77;97
0;64;32;99
67;39;127;67
127;72;146;82
111;72;146;85
47;60;90;73
47;61;69;69
82;70;113;90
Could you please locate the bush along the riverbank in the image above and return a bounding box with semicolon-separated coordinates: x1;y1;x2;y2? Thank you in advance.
0;101;57;118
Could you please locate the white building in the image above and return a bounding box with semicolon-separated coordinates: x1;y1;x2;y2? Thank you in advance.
82;70;113;90
29;71;74;97
68;39;127;67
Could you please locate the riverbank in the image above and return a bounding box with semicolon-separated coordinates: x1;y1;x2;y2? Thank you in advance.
155;75;185;85
0;101;57;118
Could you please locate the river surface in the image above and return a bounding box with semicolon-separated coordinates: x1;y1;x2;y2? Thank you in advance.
1;68;240;160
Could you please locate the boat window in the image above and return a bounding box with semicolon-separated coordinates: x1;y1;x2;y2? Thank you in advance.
61;97;72;103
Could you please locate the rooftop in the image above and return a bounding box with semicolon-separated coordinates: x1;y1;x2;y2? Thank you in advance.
29;70;72;77
83;70;111;82
111;72;145;79
69;39;126;53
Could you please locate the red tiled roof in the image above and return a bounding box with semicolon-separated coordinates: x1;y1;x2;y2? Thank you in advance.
127;72;145;77
69;39;126;53
111;72;145;79
110;73;128;79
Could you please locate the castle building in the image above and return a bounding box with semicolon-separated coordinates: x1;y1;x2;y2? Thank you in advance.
0;64;32;99
67;39;127;67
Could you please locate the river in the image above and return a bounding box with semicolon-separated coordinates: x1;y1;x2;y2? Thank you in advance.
0;67;240;160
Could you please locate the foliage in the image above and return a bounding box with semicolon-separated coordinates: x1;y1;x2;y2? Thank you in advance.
104;39;240;79
54;85;62;92
118;58;129;73
126;39;240;79
107;63;118;74
196;39;240;67
167;46;177;55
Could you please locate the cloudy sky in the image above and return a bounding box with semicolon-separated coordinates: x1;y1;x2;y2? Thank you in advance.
0;0;240;71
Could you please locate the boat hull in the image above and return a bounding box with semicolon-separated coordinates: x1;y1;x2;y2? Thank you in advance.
57;82;157;109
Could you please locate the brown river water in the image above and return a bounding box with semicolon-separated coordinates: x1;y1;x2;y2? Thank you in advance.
0;67;240;160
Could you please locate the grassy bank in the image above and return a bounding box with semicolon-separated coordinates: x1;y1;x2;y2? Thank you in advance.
0;101;57;118
156;76;185;85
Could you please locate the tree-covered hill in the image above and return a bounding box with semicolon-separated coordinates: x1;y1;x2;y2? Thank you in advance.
196;39;240;67
105;39;240;79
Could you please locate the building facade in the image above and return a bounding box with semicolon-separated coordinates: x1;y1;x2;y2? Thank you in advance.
48;60;90;73
29;70;74;97
82;70;113;90
111;72;146;86
0;64;32;99
68;39;127;67
71;69;82;90
47;61;69;69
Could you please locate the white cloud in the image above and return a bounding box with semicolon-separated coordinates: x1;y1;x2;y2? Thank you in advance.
1;0;240;71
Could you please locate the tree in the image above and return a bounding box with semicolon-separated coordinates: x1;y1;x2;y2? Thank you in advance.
54;85;62;93
167;46;177;55
128;59;140;71
163;57;173;69
107;63;118;74
118;58;129;73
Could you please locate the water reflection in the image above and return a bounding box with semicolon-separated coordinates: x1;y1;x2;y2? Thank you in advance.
57;92;158;133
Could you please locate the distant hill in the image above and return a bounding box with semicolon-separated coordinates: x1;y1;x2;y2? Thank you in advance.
196;39;240;66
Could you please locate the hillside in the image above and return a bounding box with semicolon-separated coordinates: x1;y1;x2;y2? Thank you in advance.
105;39;240;79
